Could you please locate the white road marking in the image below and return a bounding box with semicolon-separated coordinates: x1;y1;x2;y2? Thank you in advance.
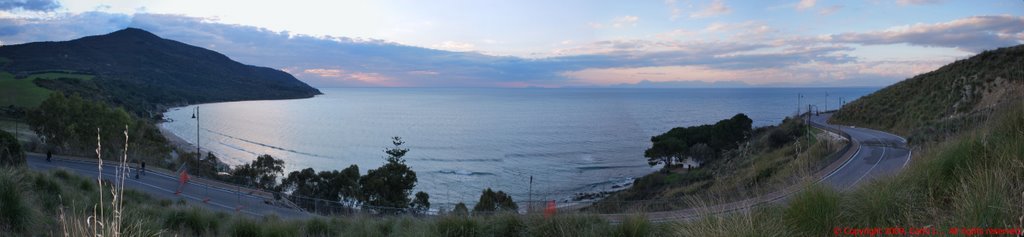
850;136;886;188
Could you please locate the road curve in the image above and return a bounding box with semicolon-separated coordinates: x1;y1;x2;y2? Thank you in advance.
598;112;912;222
25;153;310;219
811;113;912;190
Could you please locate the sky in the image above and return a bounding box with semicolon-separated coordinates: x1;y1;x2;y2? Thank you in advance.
0;0;1022;88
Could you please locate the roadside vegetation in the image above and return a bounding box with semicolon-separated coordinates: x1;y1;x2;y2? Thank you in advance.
590;114;846;212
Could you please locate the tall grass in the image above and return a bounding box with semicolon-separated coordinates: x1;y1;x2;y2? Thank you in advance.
0;168;38;233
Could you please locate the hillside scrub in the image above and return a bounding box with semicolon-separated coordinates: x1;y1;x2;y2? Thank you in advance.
675;101;1024;235
590;115;845;213
831;44;1024;143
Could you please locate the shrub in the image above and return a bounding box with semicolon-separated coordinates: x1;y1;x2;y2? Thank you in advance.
0;130;25;166
0;168;36;233
784;185;841;236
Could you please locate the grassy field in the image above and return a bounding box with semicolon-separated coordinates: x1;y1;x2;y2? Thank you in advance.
0;70;95;108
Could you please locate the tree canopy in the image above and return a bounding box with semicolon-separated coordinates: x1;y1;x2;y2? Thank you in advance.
472;188;518;214
645;113;752;167
231;154;285;191
359;137;418;211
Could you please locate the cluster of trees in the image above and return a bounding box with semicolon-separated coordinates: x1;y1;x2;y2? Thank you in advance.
225;137;428;214
448;188;519;216
645;113;753;168
25;93;170;160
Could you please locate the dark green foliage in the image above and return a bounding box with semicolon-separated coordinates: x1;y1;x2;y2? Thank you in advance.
765;117;805;148
784;185;841;236
280;164;363;208
435;216;481;236
304;218;336;237
164;207;221;235
24;93;170;160
231;154;285;191
0;168;36;233
0;28;320;115
228;218;262;237
0;130;24;166
645;113;752;167
472;188;518;214
360;137;418;211
410;191;430;213
614;215;653;237
452;202;469;216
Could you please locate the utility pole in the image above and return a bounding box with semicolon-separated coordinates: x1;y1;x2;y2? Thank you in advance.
807;104;812;148
796;93;803;116
528;176;533;214
824;92;829;113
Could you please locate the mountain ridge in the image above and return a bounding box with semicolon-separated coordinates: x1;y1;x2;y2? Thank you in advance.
0;27;321;115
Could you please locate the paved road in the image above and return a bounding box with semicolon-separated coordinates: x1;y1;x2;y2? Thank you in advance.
810;113;912;190
26;153;310;219
599;112;912;222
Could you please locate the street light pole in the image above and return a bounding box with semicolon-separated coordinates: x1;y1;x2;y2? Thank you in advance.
192;106;209;203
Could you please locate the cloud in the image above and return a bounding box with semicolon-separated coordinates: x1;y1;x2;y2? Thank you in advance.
0;12;1016;88
431;41;475;51
690;0;731;18
817;5;842;15
303;68;345;77
589;15;640;29
611;16;639;28
665;0;684;20
827;15;1024;52
896;0;944;6
0;0;60;12
795;0;816;10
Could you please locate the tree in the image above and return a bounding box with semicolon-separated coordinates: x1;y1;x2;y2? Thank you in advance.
687;143;715;164
410;191;430;214
472;188;518;214
0;130;25;166
452;202;469;216
232;154;285;191
27;93;132;156
359;137;418;211
644;137;686;168
645;113;752;167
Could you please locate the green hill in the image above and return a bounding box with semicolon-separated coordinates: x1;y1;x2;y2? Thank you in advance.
0;28;321;115
831;44;1024;143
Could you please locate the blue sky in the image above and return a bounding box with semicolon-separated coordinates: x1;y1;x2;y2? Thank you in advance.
0;0;1022;87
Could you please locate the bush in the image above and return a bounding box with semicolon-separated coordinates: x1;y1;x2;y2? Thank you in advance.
163;207;221;235
0;130;25;166
0;168;36;233
784;185;841;236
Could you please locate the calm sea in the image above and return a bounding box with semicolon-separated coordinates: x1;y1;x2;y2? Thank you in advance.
160;87;877;206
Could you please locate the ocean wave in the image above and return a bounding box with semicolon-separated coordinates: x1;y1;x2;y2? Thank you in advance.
575;164;650;171
437;169;496;176
420;158;503;162
217;141;258;156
